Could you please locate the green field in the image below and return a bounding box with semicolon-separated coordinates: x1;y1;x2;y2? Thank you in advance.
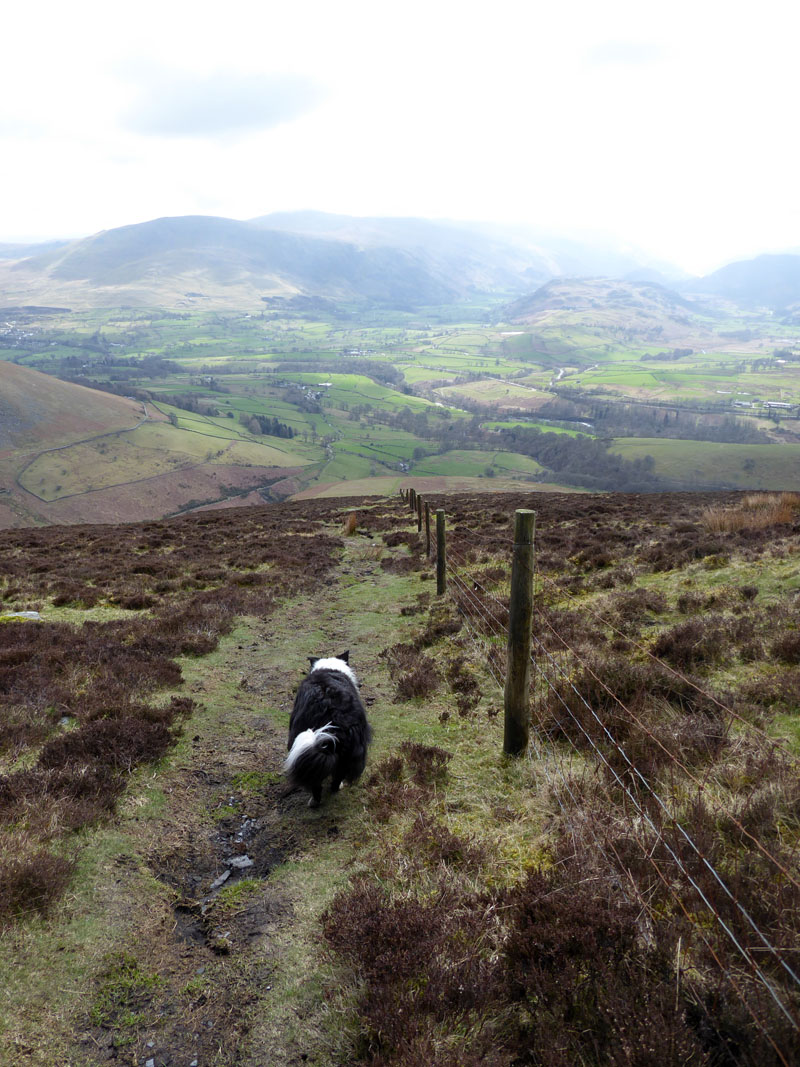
484;418;588;437
575;361;800;404
17;415;314;502
410;449;544;478
275;372;442;414
435;379;545;406
3;296;800;511
611;438;800;489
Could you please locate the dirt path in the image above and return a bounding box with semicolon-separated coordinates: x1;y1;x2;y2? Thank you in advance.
71;538;421;1067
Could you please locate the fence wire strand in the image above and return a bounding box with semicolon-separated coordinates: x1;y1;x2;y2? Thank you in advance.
536;568;800;766
419;501;800;1050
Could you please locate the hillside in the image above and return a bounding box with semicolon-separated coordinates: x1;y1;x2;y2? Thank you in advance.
0;239;70;260
251;210;547;292
0;360;144;450
500;276;716;356
0;216;465;310
506;276;704;324
254;212;686;288
0;213;689;312
1;489;799;1064
0;360;310;528
682;252;800;310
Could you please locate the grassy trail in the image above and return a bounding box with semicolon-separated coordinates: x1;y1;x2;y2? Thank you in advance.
0;527;433;1066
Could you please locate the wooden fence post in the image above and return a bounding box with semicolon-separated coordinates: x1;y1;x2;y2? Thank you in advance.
416;493;423;532
436;509;446;595
409;487;416;513
504;509;536;757
425;502;431;557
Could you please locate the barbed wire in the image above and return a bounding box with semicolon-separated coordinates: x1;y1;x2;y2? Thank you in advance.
534;610;800;895
447;553;670;924
452;533;800;898
534;652;793;1061
445;560;507;692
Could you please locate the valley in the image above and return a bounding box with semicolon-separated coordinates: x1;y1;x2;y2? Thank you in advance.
1;276;799;528
2;220;800;1062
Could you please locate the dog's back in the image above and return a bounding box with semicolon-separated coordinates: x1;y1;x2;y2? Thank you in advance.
285;653;371;807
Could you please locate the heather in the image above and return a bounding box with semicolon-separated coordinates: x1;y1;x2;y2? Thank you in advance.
1;488;799;1065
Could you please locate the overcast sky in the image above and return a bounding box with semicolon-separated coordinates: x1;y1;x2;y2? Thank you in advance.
1;0;798;274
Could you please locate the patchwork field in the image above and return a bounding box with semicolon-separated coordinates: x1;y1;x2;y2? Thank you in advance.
294;473;566;498
2;288;800;525
433;378;548;408
410;448;544;478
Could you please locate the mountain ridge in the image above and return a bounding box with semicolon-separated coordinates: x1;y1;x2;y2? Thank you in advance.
3;213;800;312
679;252;800;311
0;213;684;311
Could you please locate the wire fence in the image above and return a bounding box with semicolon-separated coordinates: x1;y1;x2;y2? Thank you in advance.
412;494;800;1060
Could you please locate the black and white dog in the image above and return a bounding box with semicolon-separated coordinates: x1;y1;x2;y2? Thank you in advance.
284;652;372;807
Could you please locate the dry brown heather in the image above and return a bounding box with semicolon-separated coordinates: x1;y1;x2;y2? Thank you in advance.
0;497;384;925
2;489;800;1065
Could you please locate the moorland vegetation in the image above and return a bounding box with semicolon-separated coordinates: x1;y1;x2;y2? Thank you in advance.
2;212;800;1062
1;488;799;1064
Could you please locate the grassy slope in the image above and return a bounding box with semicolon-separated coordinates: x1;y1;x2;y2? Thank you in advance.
0;360;144;450
611;437;800;489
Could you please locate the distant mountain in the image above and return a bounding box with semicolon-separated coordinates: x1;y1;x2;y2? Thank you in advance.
501;278;713;352
250;210;545;292
0;212;685;311
0;239;70;260
681;253;800;310
505;277;701;322
252;211;684;291
2;215;462;309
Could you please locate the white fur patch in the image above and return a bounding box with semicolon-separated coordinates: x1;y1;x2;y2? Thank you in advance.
310;657;358;687
284;723;338;772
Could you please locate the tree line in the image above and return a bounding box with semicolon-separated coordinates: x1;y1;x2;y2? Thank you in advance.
238;413;295;439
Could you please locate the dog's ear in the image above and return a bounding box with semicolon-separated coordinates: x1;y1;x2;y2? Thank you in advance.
308;656;318;669
339;650;350;664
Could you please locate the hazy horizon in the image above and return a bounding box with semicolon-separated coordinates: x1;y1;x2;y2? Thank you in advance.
2;0;799;276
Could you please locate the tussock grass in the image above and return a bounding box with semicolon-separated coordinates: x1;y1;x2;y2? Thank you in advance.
702;491;800;532
0;831;74;927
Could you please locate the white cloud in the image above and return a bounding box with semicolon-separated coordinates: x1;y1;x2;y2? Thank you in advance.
123;71;325;139
585;41;668;66
0;0;799;273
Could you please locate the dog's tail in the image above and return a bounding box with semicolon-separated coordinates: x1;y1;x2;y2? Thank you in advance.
284;723;338;786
